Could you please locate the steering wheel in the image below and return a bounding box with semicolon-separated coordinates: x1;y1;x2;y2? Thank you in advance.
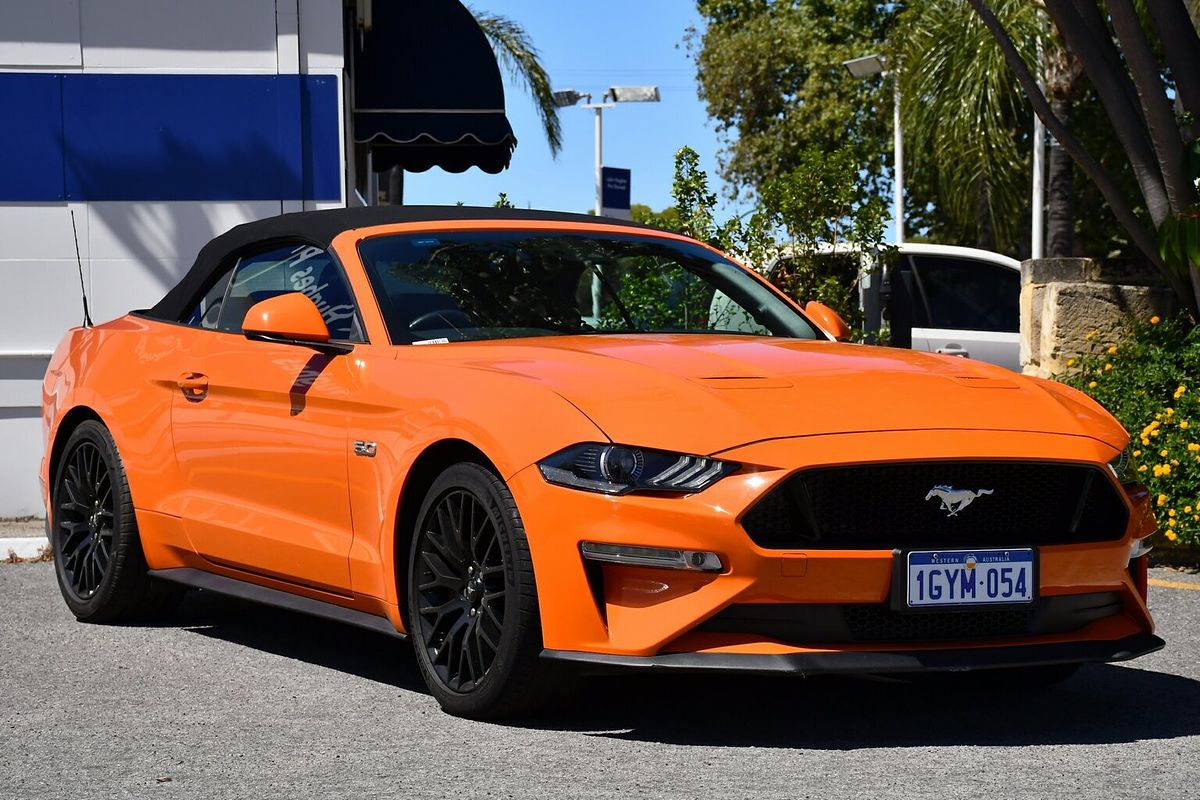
408;308;473;332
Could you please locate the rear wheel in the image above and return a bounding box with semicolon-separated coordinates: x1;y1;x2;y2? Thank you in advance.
50;420;182;622
407;462;563;719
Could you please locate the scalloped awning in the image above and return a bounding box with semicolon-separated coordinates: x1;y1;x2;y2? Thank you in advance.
351;0;516;174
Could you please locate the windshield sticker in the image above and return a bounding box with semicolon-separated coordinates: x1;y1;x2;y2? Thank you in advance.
412;337;450;346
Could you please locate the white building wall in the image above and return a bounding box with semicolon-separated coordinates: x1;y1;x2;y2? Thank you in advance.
0;0;345;516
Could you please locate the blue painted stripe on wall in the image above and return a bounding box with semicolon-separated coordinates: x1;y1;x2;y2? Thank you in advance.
0;73;339;202
0;74;67;201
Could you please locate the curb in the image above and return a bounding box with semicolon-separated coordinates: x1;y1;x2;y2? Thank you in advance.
3;536;50;560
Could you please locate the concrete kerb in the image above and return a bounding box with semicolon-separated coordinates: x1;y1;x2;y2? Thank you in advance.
1;518;49;561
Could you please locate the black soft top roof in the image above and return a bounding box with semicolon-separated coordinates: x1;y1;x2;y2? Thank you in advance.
145;205;659;322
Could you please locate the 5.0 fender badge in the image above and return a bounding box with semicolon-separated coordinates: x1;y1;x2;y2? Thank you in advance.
925;485;993;516
353;440;377;458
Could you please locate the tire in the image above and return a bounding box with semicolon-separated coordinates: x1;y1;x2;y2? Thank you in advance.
407;462;566;719
50;420;183;622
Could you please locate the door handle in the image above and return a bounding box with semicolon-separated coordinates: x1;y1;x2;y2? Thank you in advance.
177;372;209;401
936;346;970;358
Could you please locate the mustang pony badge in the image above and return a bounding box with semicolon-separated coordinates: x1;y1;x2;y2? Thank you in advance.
925;485;994;517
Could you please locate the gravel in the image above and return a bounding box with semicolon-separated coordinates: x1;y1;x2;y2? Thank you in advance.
2;563;1198;799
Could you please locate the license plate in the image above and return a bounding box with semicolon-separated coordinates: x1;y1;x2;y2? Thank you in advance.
905;548;1035;608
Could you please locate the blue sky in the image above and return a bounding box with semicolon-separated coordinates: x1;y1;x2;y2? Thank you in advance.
404;0;740;216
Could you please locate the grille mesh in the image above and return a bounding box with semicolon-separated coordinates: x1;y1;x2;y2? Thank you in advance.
842;605;1034;642
741;460;1128;549
695;592;1122;645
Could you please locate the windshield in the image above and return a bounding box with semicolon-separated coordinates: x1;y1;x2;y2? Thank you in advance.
357;230;820;344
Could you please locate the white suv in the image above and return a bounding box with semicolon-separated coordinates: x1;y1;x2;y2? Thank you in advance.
767;243;1022;371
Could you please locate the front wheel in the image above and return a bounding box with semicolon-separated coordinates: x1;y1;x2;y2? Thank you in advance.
407;462;563;719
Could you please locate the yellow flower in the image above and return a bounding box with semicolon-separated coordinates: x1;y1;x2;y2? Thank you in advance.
1157;494;1168;506
1088;381;1098;389
1172;459;1180;466
1067;358;1077;367
1186;506;1193;513
1169;509;1176;517
1106;345;1118;355
1182;421;1190;430
1166;530;1178;541
1141;438;1150;446
1168;517;1177;527
1167;408;1175;416
1160;449;1169;458
1138;464;1149;472
1163;464;1172;475
1104;363;1113;372
1189;443;1200;452
1150;315;1161;324
1086;329;1099;340
1133;450;1141;457
1175;385;1187;399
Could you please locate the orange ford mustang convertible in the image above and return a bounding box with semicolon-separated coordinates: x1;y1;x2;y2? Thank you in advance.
41;207;1162;718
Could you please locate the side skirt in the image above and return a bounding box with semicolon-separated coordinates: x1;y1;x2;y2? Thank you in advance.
149;567;406;640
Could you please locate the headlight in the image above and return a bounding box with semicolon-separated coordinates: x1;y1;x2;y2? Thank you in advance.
1109;447;1133;483
538;443;738;495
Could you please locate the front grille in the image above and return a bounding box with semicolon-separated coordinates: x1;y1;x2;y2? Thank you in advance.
741;460;1129;549
696;592;1122;645
842;605;1034;642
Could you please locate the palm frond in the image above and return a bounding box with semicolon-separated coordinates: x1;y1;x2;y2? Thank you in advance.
896;0;1049;248
469;6;563;157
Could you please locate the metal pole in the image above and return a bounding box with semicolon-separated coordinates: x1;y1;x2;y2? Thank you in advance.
594;105;604;217
1031;39;1046;258
592;104;604;319
893;74;905;244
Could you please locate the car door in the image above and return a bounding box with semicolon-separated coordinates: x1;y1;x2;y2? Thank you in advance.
906;254;1021;371
170;242;367;593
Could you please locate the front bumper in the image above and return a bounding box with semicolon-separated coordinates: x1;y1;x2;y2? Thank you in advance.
511;429;1158;660
543;632;1165;675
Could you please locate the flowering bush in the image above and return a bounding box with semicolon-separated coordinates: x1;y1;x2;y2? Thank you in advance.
1059;314;1200;547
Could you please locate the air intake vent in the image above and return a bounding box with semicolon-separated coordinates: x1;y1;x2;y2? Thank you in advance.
741;461;1129;549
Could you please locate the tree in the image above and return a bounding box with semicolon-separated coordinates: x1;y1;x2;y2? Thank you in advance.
469;6;562;156
895;0;1045;252
690;0;899;203
966;0;1200;317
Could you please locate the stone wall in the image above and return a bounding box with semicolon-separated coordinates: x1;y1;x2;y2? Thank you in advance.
1020;258;1176;377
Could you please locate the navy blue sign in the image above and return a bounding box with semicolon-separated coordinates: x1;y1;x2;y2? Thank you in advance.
601;167;631;218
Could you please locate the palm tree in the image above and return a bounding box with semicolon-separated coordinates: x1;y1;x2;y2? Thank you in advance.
895;0;1049;252
469;6;563;157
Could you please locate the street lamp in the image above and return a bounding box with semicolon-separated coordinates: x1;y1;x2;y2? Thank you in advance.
553;84;660;217
843;54;904;244
554;84;660;321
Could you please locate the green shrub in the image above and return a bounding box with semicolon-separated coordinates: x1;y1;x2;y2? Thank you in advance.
1059;314;1200;546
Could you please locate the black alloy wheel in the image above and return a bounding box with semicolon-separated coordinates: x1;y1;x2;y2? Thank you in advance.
414;487;508;692
51;421;182;622
56;439;114;600
408;462;566;718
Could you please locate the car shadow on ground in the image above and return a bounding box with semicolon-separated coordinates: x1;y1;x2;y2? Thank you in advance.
169;589;1200;749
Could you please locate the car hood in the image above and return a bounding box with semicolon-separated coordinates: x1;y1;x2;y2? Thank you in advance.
426;334;1126;456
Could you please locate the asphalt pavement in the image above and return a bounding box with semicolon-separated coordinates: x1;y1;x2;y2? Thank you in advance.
2;562;1198;799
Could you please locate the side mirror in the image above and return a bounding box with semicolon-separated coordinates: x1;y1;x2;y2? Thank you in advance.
804;301;852;342
242;293;352;354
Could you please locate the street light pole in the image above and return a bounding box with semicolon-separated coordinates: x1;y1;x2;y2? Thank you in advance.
843;54;904;244
892;75;905;244
552;85;660;321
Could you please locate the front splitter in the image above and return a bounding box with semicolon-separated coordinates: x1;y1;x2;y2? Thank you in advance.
542;632;1165;676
